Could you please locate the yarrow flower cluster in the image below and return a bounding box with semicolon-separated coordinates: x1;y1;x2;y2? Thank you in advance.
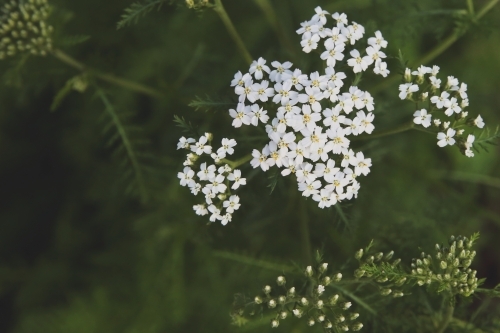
233;262;362;331
399;65;485;157
229;8;388;208
177;133;246;225
0;0;53;60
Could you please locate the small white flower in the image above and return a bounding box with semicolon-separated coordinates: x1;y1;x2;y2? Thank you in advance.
191;135;213;155
229;103;251;128
429;76;441;89
356;111;375;134
332;12;348;27
367;30;388;48
317;285;325;295
347;49;369;73
197;162;216;181
413;109;432;128
431;91;450;109
234;78;257;103
354;152;371;176
177;136;195;150
249;57;270;80
193;204;208;216
217;138;237;157
227;169;246;189
312;6;329;24
437;128;456;147
444;97;461;116
208;204;222;222
250;147;270;171
253;80;275;102
373;59;389;77
398;83;419;100
474;115;485;128
248;104;269;126
301;33;320;53
281;68;308;90
231;71;252;87
270;61;293;82
223;195;241;214
320;43;345;67
178;166;195;187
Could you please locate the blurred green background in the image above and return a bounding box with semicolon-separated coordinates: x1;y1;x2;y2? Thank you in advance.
0;0;499;332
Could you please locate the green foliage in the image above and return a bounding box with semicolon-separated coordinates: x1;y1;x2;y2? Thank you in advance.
116;0;169;29
188;95;234;112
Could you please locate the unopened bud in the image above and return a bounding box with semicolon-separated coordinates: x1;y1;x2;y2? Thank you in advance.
355;249;363;260
319;263;328;273
305;266;313;277
268;299;276;308
271;319;279;328
279;311;287;319
276;276;286;286
352;322;364;331
300;297;309;306
263;285;271;294
333;272;342;282
380;288;392;296
254;296;263;304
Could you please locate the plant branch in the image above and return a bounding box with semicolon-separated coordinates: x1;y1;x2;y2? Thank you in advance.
372;0;499;94
52;48;164;99
436;298;455;333
353;122;415;141
213;0;253;65
221;153;252;169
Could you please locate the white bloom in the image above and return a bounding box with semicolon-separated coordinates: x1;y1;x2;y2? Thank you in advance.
249;57;270;80
297;88;324;113
340;148;357;168
231;71;252;87
365;45;386;65
296;19;319;39
234;78;257;103
373;59;389;77
270;61;293;82
220;213;232;226
197;162;216;181
356;111;375;134
431;65;440;76
227;169;246;189
313;188;334;209
347;49;369;73
430;91;450;109
332;12;348;27
367;30;388;48
398;83;419;100
321;43;345;67
177;136;195;150
323;107;345;129
314;159;340;182
324;27;347;49
273;80;297;105
312;6;329;24
178;167;195;187
229;103;251;128
296;163;316;183
223;195;241;214
208;205;222;222
308;71;329;91
429;76;441;89
444;97;461;116
474;115;485;128
413;109;432;128
248;104;269;126
217;138;237;157
253;80;275;102
191;135;212;155
326;127;350;154
193;204;208;216
446;76;459;90
190;183;202;195
354;152;371;176
324;67;346;87
298;179;322;197
437;128;456;147
281;68;308;90
208;174;226;194
250;147;270;171
412;65;431;77
301;33;320;53
452;82;468;99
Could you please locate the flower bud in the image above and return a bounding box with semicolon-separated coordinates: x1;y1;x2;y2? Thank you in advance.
287;287;295;297
380;288;392;296
268;299;276;308
293;309;302;318
300;297;309;306
350;313;360;320
323;276;331;286
319;262;328;273
355;249;363;260
354;269;365;278
276;276;286;286
317;314;325;322
271;319;279;328
279;311;287;319
385;251;394;260
305;265;313;277
278;295;286;304
393;291;404;297
352;322;364;331
341;301;352;310
404;68;412;82
316;300;324;309
324;321;333;329
308;318;315;326
333;272;342;282
329;294;339;305
440;261;447;270
254;296;263;304
263;285;271;294
375;252;384;261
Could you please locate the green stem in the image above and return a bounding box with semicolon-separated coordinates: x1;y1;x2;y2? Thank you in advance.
353;122;415;141
299;200;313;266
52;49;164;99
221;153;252;169
372;0;499;94
436;297;455;333
467;0;475;16
213;0;253;65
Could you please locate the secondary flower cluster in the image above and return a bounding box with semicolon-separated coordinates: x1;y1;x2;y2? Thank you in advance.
0;0;53;60
356;233;480;298
177;134;246;225
229;9;386;208
235;262;362;331
399;65;485;157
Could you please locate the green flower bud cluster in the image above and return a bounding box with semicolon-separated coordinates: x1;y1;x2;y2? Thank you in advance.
354;246;406;298
235;262;363;332
0;0;53;60
411;234;479;297
185;0;213;10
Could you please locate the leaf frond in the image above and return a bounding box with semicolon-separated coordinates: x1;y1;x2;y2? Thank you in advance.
117;0;168;29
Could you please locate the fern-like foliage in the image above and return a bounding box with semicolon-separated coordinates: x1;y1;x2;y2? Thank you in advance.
117;0;168;29
173;114;199;138
474;126;500;153
188;95;235;112
96;88;154;203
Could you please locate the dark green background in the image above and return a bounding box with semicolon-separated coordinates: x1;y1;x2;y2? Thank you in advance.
0;0;499;332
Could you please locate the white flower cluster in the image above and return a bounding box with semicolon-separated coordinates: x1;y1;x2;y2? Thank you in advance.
399;65;485;157
228;8;385;209
177;134;246;225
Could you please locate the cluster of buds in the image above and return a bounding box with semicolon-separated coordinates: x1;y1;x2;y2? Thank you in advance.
184;0;212;10
228;8;389;209
247;262;362;331
0;0;53;59
411;234;479;297
399;65;485;157
354;247;406;298
177;134;247;225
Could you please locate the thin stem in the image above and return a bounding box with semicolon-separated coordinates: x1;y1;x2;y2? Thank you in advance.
52;49;164;99
436;297;455;333
213;0;253;65
299;200;313;266
353;121;415;141
371;0;499;94
467;0;475;16
221;153;252;169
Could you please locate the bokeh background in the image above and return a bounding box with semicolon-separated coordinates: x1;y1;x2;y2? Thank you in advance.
0;0;500;332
